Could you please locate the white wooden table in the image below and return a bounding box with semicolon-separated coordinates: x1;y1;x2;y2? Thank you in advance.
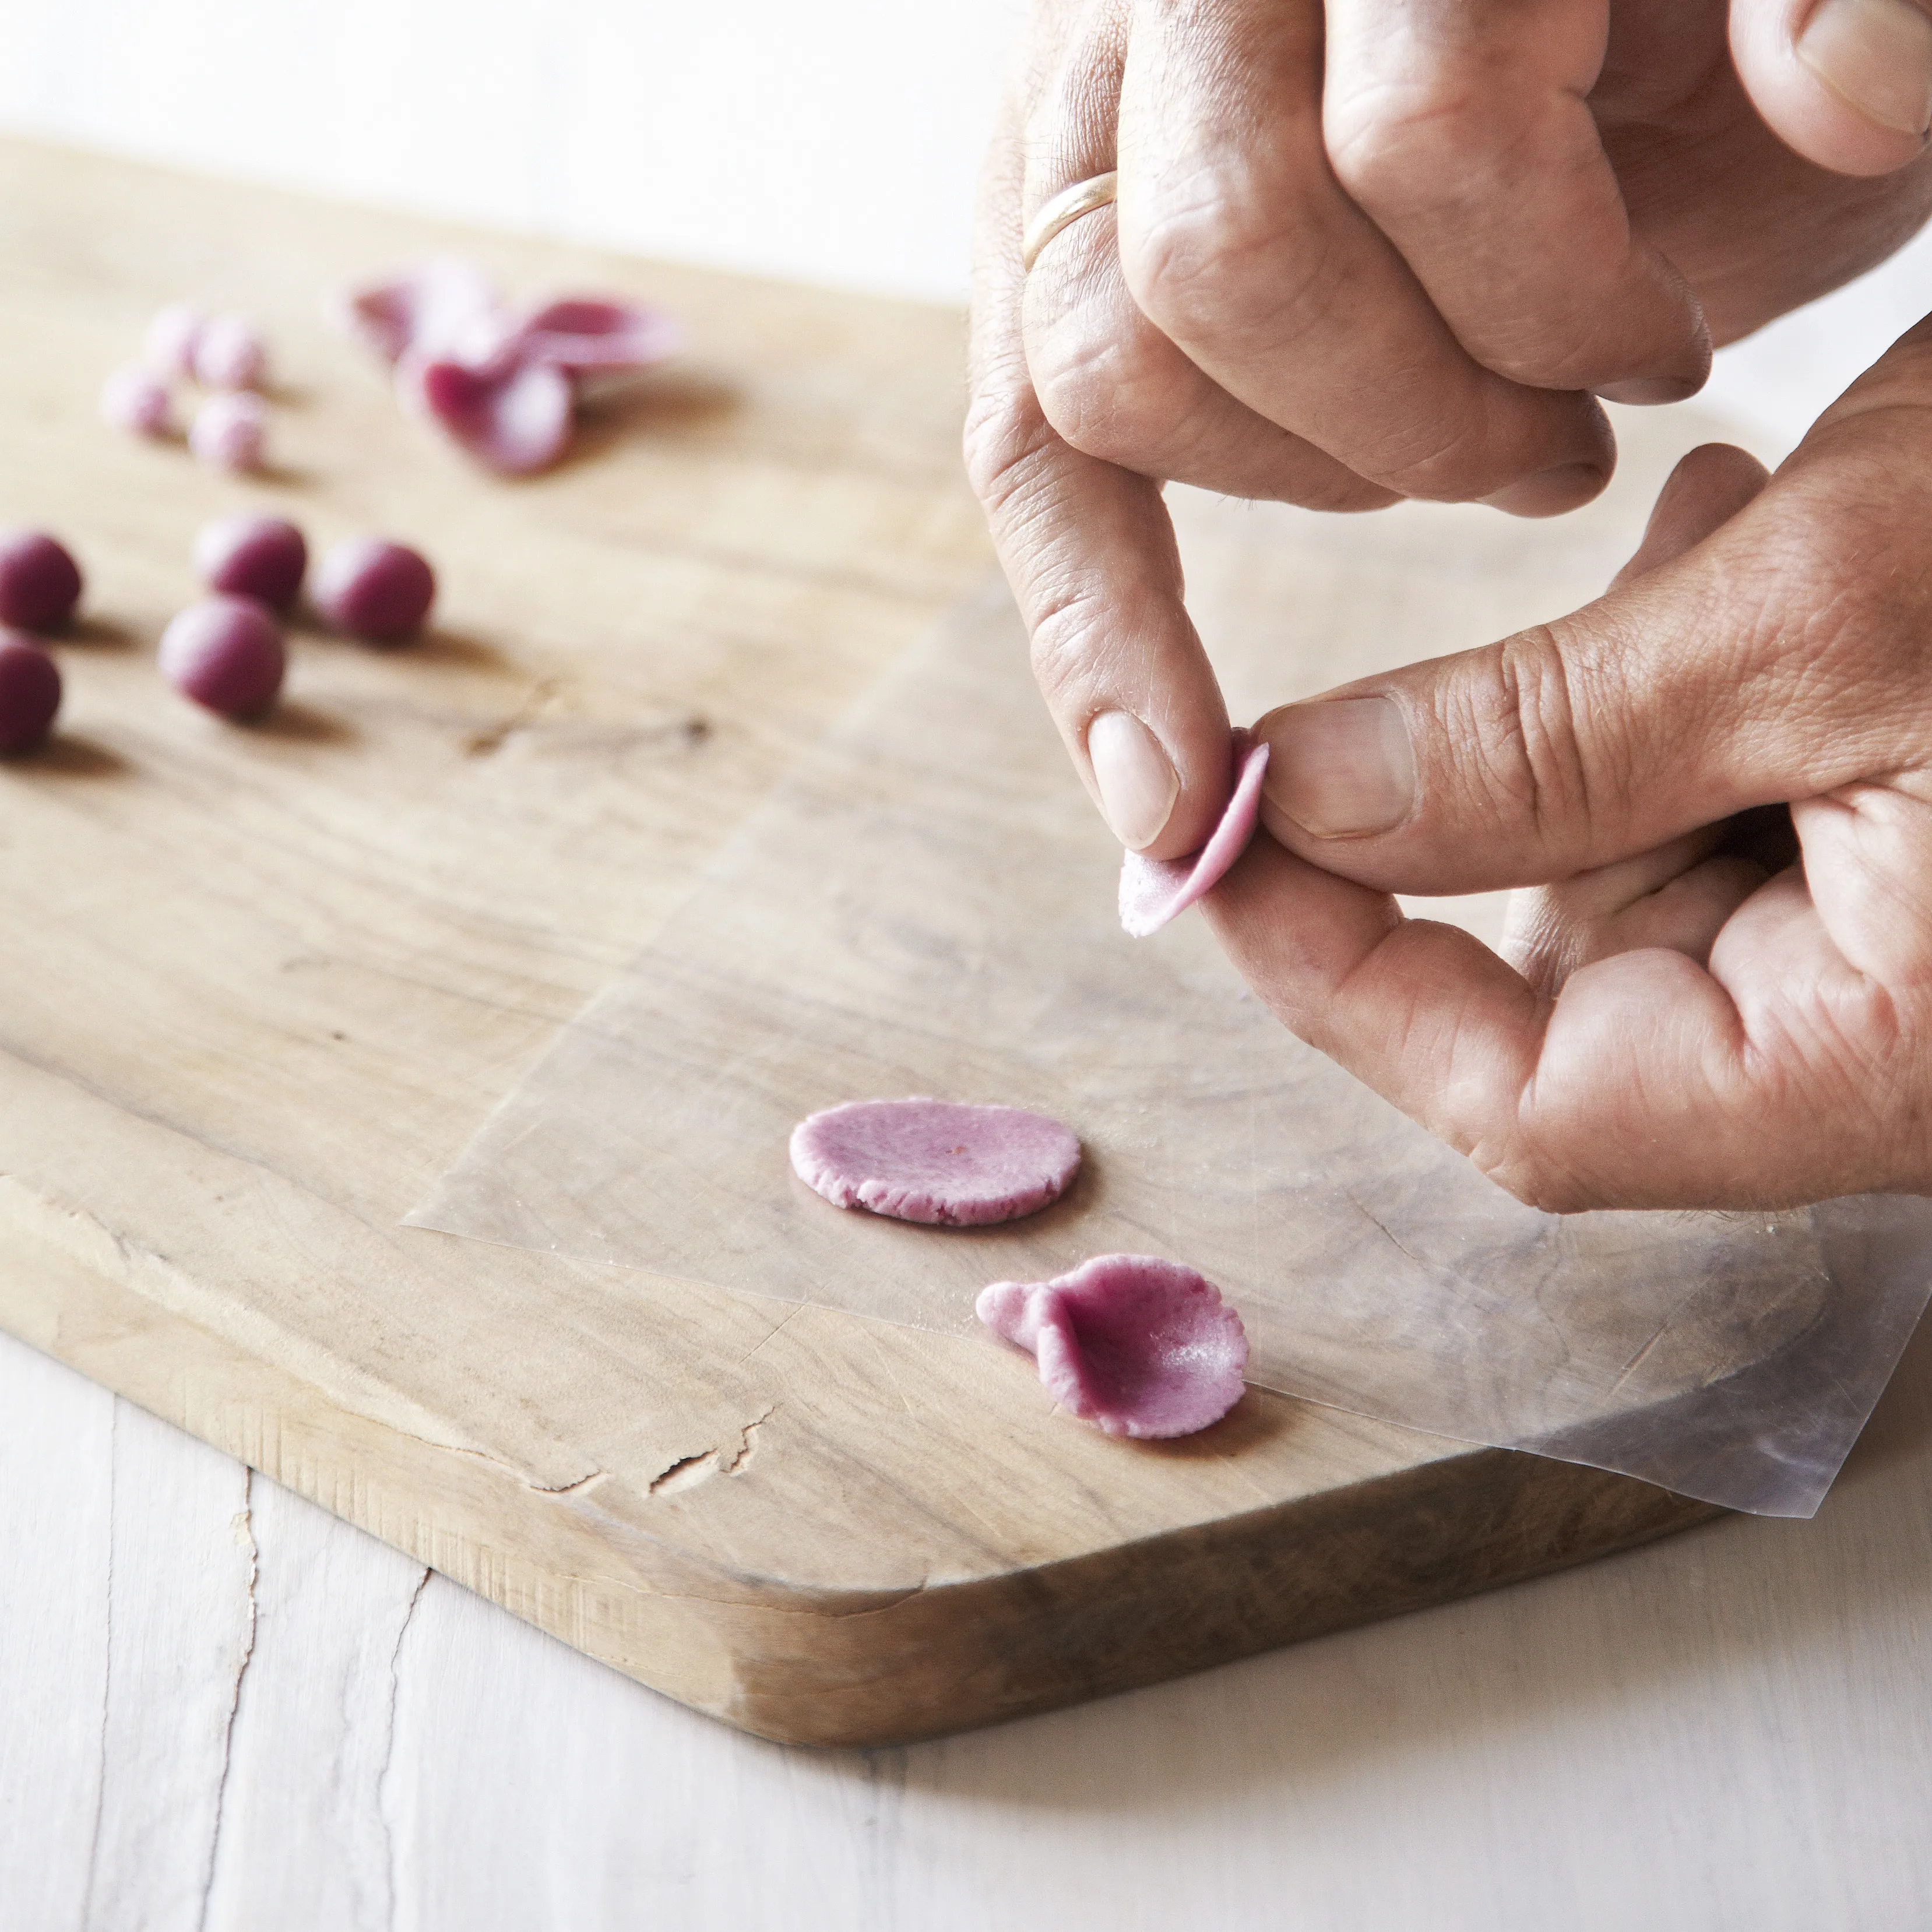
9;1311;1932;1930
8;22;1932;1918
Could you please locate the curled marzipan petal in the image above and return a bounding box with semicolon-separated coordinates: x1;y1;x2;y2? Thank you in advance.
335;259;502;366
403;354;575;475
976;1255;1250;1438
506;297;686;373
1118;735;1271;938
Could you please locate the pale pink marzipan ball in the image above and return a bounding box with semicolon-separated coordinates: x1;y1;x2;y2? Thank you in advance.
192;312;269;391
193;515;307;610
312;537;435;643
158;596;286;719
188;392;268;473
144;300;206;379
101;364;175;438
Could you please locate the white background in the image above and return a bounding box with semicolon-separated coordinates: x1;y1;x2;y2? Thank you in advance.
0;0;1021;302
7;6;1932;1927
4;0;1932;432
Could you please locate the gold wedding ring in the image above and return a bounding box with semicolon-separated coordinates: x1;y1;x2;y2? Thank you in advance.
1021;171;1120;273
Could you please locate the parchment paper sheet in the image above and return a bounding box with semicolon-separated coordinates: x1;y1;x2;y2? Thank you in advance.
413;484;1932;1516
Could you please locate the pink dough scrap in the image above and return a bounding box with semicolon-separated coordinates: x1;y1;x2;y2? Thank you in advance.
1118;734;1270;937
402;353;575;475
335;259;502;365
976;1255;1250;1438
337;262;684;473
505;297;685;374
790;1097;1081;1227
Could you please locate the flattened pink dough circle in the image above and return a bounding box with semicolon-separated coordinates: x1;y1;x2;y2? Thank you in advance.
976;1254;1249;1438
1118;735;1270;937
790;1097;1081;1227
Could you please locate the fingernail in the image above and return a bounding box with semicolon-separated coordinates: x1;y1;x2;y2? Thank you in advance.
1262;697;1415;838
1799;0;1932;136
1484;463;1607;519
1088;709;1178;851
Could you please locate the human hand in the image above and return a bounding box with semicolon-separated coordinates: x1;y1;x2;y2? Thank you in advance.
1203;316;1932;1211
967;0;1932;871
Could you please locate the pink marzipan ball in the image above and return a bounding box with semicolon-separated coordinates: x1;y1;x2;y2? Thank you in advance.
188;392;268;473
192;312;269;392
143;300;205;379
0;528;84;632
101;364;175;438
159;595;286;719
312;536;435;643
0;632;62;754
193;515;307;611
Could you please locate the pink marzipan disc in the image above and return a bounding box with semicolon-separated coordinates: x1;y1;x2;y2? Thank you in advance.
790;1097;1081;1227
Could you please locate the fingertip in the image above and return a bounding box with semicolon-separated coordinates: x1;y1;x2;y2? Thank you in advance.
1483;460;1613;519
1596;299;1715;409
1596;374;1708;408
1088;709;1181;851
1673;442;1775;498
1253;696;1417;844
1733;0;1932;176
1610;442;1772;586
1483;401;1617;519
1121;723;1246;863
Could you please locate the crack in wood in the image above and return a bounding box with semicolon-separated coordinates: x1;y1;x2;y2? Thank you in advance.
461;677;565;758
196;1469;259;1932
649;1406;779;1497
376;1566;432;1931
77;1399;117;1932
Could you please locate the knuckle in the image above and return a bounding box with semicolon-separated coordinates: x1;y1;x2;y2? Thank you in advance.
1125;173;1325;342
1325;85;1619;392
1448;626;1598;860
1027;589;1109;710
961;379;1052;514
1326;80;1465;211
1125;159;1555;499
1465;1086;1606;1213
1325;70;1529;227
1026;325;1169;470
1480;1142;1601;1214
1369;418;1502;501
1438;1076;1606;1213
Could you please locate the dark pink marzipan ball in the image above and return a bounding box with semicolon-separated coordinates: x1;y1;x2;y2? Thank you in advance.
312;536;435;643
0;632;61;754
193;515;308;611
158;596;286;719
0;529;84;632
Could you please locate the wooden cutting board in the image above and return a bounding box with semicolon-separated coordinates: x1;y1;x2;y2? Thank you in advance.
0;138;1723;1747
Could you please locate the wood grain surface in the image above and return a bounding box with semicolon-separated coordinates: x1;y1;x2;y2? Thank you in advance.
0;138;1727;1748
